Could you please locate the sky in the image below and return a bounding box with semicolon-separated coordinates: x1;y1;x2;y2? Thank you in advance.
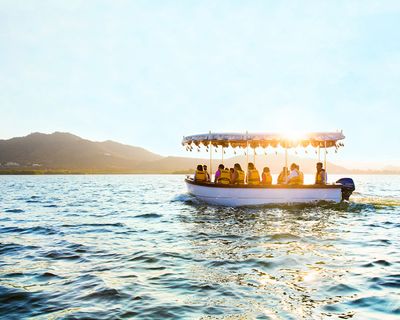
1;0;399;169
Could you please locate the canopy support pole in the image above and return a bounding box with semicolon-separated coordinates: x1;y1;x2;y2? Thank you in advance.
324;141;327;171
285;145;288;168
246;143;249;168
318;146;321;162
209;141;212;177
285;145;288;182
253;148;256;165
221;146;224;165
246;131;249;169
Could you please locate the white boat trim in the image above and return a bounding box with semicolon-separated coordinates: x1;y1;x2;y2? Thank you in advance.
185;178;343;207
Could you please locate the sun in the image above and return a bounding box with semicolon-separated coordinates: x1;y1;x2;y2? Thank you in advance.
283;130;306;142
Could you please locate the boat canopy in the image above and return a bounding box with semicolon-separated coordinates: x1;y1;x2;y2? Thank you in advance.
182;132;345;149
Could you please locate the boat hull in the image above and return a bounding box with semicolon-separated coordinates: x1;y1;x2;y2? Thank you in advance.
185;179;343;206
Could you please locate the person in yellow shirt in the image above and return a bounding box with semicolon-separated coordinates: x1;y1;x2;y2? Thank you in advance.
203;165;211;182
231;163;245;184
216;167;231;184
194;164;207;182
315;162;327;184
296;164;304;184
261;167;272;185
246;162;260;185
277;166;289;184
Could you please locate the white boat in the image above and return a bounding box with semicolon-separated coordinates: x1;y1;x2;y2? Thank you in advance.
185;178;349;206
182;131;355;207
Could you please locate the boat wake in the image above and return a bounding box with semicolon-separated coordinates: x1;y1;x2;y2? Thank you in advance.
345;197;400;213
171;193;203;205
351;197;400;208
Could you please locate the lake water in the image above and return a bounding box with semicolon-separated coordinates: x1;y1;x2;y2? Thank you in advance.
0;174;399;319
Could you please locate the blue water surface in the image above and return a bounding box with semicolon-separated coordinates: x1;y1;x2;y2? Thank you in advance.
0;174;399;319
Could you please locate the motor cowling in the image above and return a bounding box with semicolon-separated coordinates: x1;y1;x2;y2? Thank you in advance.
336;178;355;201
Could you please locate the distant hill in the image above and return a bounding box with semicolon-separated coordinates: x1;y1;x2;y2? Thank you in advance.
0;132;162;171
0;132;397;174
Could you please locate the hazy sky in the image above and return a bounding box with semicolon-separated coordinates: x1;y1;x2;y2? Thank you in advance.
1;1;399;168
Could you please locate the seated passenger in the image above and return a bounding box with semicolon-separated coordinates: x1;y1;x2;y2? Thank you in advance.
261;167;272;185
287;163;302;185
231;163;245;184
315;162;327;184
203;165;211;182
246;162;260;185
217;167;231;184
214;164;224;183
277;166;289;184
230;168;234;181
194;164;207;182
296;164;304;184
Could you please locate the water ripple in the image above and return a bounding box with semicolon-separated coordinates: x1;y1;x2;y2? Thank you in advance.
0;174;399;319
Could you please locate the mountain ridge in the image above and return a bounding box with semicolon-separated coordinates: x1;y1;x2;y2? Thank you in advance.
0;132;162;171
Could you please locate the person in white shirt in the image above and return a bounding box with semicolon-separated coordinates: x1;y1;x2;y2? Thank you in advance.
286;163;299;184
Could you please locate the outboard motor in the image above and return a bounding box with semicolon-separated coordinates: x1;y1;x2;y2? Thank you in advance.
336;178;355;201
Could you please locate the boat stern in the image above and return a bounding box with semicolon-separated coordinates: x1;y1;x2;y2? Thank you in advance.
336;178;356;201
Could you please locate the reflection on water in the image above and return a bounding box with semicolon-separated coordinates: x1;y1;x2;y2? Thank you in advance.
0;174;399;319
184;206;347;319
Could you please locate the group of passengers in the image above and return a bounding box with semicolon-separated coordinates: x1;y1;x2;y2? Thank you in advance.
194;162;327;185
